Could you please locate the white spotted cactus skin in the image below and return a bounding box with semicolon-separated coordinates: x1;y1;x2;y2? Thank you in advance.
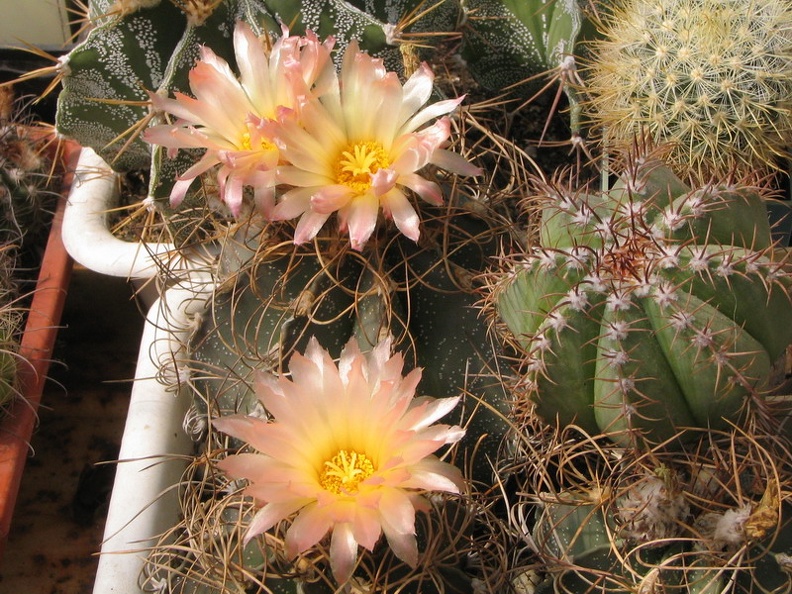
495;157;792;447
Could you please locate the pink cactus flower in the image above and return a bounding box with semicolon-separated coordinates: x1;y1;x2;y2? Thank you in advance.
268;41;482;250
214;337;466;583
143;22;335;216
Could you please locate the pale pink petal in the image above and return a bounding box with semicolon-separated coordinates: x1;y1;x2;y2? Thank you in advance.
148;91;209;127
170;177;196;208
143;124;223;151
329;522;359;583
394;428;466;465
402;456;464;493
401;95;465;134
402;396;462;431
277;165;331;188
337;338;365;380
370;168;399;197
178;151;223;181
379;188;420;242
285;504;334;557
186;61;250;138
252;173;277;217
294;210;332;244
398;63;434;126
351;506;382;552
271;186;316;220
311;185;356;214
378;488;418;567
430;147;483;177
398;172;443;205
212;416;275;454
233;22;275;113
369;73;404;145
221;172;245;216
243;499;310;544
339;193;380;250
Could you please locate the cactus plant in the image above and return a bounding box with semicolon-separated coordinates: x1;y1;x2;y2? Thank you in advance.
43;3;524;590
505;407;792;593
581;0;792;180
30;0;792;592
0;87;60;412
490;145;792;448
50;0;592;203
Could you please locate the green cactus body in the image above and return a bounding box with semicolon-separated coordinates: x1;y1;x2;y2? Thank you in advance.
495;159;792;447
56;0;592;199
192;215;510;483
191;247;358;422
56;0;186;171
583;0;792;179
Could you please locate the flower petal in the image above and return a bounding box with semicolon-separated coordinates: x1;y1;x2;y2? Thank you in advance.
379;188;420;242
243;498;310;544
285;504;333;557
378;488;418;567
340;192;380;250
329;522;359;583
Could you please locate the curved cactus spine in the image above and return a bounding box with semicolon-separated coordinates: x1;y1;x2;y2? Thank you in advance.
189;244;357;422
491;149;792;447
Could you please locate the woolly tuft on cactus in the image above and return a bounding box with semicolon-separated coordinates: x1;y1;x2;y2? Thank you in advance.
490;147;792;447
582;0;792;180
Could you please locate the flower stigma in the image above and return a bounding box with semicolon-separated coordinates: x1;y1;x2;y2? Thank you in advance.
336;141;391;193
320;449;376;495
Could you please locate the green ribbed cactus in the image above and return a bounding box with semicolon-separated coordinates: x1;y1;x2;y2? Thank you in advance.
491;149;792;447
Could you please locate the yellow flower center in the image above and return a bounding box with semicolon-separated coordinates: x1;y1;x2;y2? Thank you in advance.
335;141;391;193
240;131;276;152
320;449;375;495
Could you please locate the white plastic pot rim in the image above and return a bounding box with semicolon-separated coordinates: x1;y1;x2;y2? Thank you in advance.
62;147;210;280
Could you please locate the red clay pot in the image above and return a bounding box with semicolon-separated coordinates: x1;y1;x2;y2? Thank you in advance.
0;140;79;560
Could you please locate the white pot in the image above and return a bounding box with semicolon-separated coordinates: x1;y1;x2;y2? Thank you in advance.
63;148;214;594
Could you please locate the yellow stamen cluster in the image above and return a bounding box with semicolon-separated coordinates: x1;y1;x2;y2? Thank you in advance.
240;131;276;153
320;449;375;495
335;141;391;193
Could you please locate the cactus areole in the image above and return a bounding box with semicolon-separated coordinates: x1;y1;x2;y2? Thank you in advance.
496;159;792;447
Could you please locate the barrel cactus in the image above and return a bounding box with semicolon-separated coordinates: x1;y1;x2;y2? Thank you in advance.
581;0;792;180
508;421;792;593
490;146;792;448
